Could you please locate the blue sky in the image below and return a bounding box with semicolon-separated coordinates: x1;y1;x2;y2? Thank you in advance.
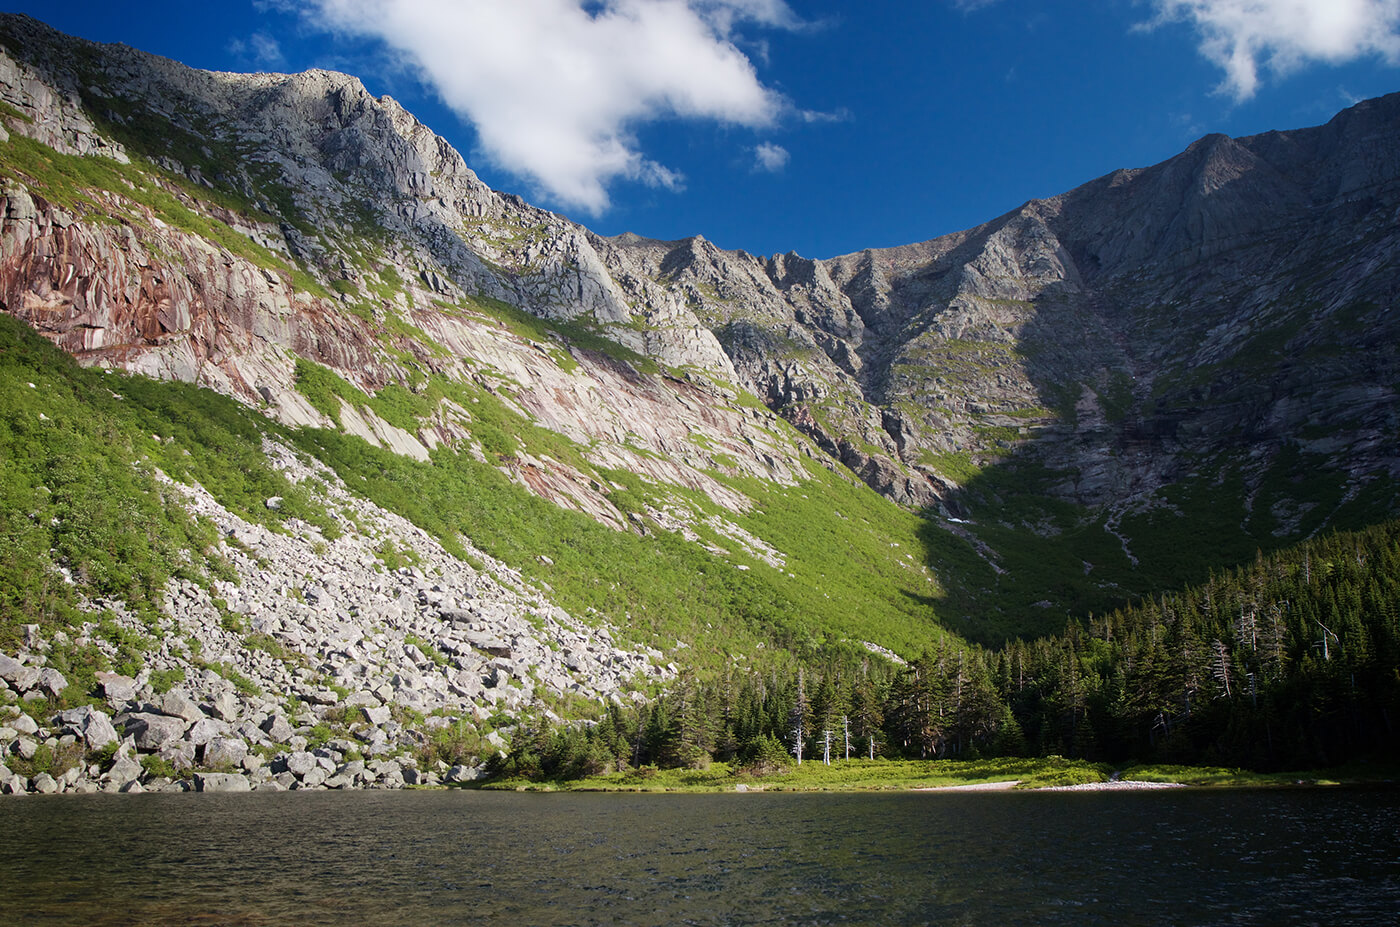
6;1;1400;259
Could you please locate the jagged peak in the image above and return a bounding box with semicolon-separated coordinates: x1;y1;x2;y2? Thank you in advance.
1185;131;1233;153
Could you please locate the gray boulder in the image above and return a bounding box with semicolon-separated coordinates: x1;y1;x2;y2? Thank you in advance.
105;754;144;787
2;664;40;694
335;760;366;782
0;654;23;681
85;713;120;751
203;738;248;769
9;713;39;736
36;668;67;698
55;706;119;751
96;672;138;705
260;715;295;744
159;692;205;723
159;741;197;771
186;717;233;746
125;713;190;750
206;690;239;721
30;772;58;794
0;766;25;794
343;690;381;708
444;764;482;784
193;772;251;793
285;750;317;777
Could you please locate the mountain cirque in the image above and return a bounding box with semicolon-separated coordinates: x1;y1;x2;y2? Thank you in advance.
0;12;1398;793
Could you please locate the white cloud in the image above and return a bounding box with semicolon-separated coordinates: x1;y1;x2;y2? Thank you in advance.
251;33;288;69
1149;0;1400;100
302;0;796;214
754;141;789;172
228;32;287;70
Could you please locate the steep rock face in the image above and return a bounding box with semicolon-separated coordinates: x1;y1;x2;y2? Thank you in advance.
0;15;802;540
627;94;1400;538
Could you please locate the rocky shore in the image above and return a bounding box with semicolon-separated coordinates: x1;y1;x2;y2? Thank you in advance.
1;441;674;796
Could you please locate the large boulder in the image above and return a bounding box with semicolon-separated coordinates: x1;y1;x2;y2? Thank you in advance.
36;668;67;698
202;738;248;769
193;772;251;792
186;718;233;746
0;654;24;681
105;754;143;787
0;765;25;794
9;712;39;736
259;715;295;744
205;691;239;721
159;692;206;723
95;672;138;705
55;706;119;751
124;712;190;751
159;740;197;771
0;659;40;694
284;751;317;777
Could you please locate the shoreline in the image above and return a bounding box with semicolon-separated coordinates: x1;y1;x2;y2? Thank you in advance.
5;775;1390;796
907;778;1192;795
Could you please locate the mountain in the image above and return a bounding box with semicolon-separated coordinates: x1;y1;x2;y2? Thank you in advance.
0;14;1396;791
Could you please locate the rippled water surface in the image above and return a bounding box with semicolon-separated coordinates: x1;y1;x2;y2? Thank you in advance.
2;788;1398;925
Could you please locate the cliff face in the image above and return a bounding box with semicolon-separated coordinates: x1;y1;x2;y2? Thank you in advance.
0;14;805;540
0;11;1396;624
633;98;1400;532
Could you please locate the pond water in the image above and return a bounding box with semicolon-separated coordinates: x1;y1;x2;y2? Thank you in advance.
1;787;1397;925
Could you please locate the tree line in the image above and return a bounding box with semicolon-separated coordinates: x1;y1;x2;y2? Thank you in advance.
490;518;1400;780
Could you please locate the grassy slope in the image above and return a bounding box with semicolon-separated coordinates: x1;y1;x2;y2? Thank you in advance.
926;447;1399;645
0;312;971;692
0;116;967;680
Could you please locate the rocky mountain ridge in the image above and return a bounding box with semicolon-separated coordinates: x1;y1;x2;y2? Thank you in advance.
635;96;1400;517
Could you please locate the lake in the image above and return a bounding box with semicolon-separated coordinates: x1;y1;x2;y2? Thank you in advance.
2;788;1397;925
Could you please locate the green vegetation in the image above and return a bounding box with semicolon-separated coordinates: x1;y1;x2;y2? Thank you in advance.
0;75;1394;802
0;315;334;653
478;755;1385;793
293;359;371;426
461;294;658;374
919;450;980;484
0;134;318;286
482;756;1112;792
475;515;1400;788
148;667;186;695
0;303;956;700
293;421;948;666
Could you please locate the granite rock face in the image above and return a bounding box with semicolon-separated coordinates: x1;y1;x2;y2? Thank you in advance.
612;105;1400;527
